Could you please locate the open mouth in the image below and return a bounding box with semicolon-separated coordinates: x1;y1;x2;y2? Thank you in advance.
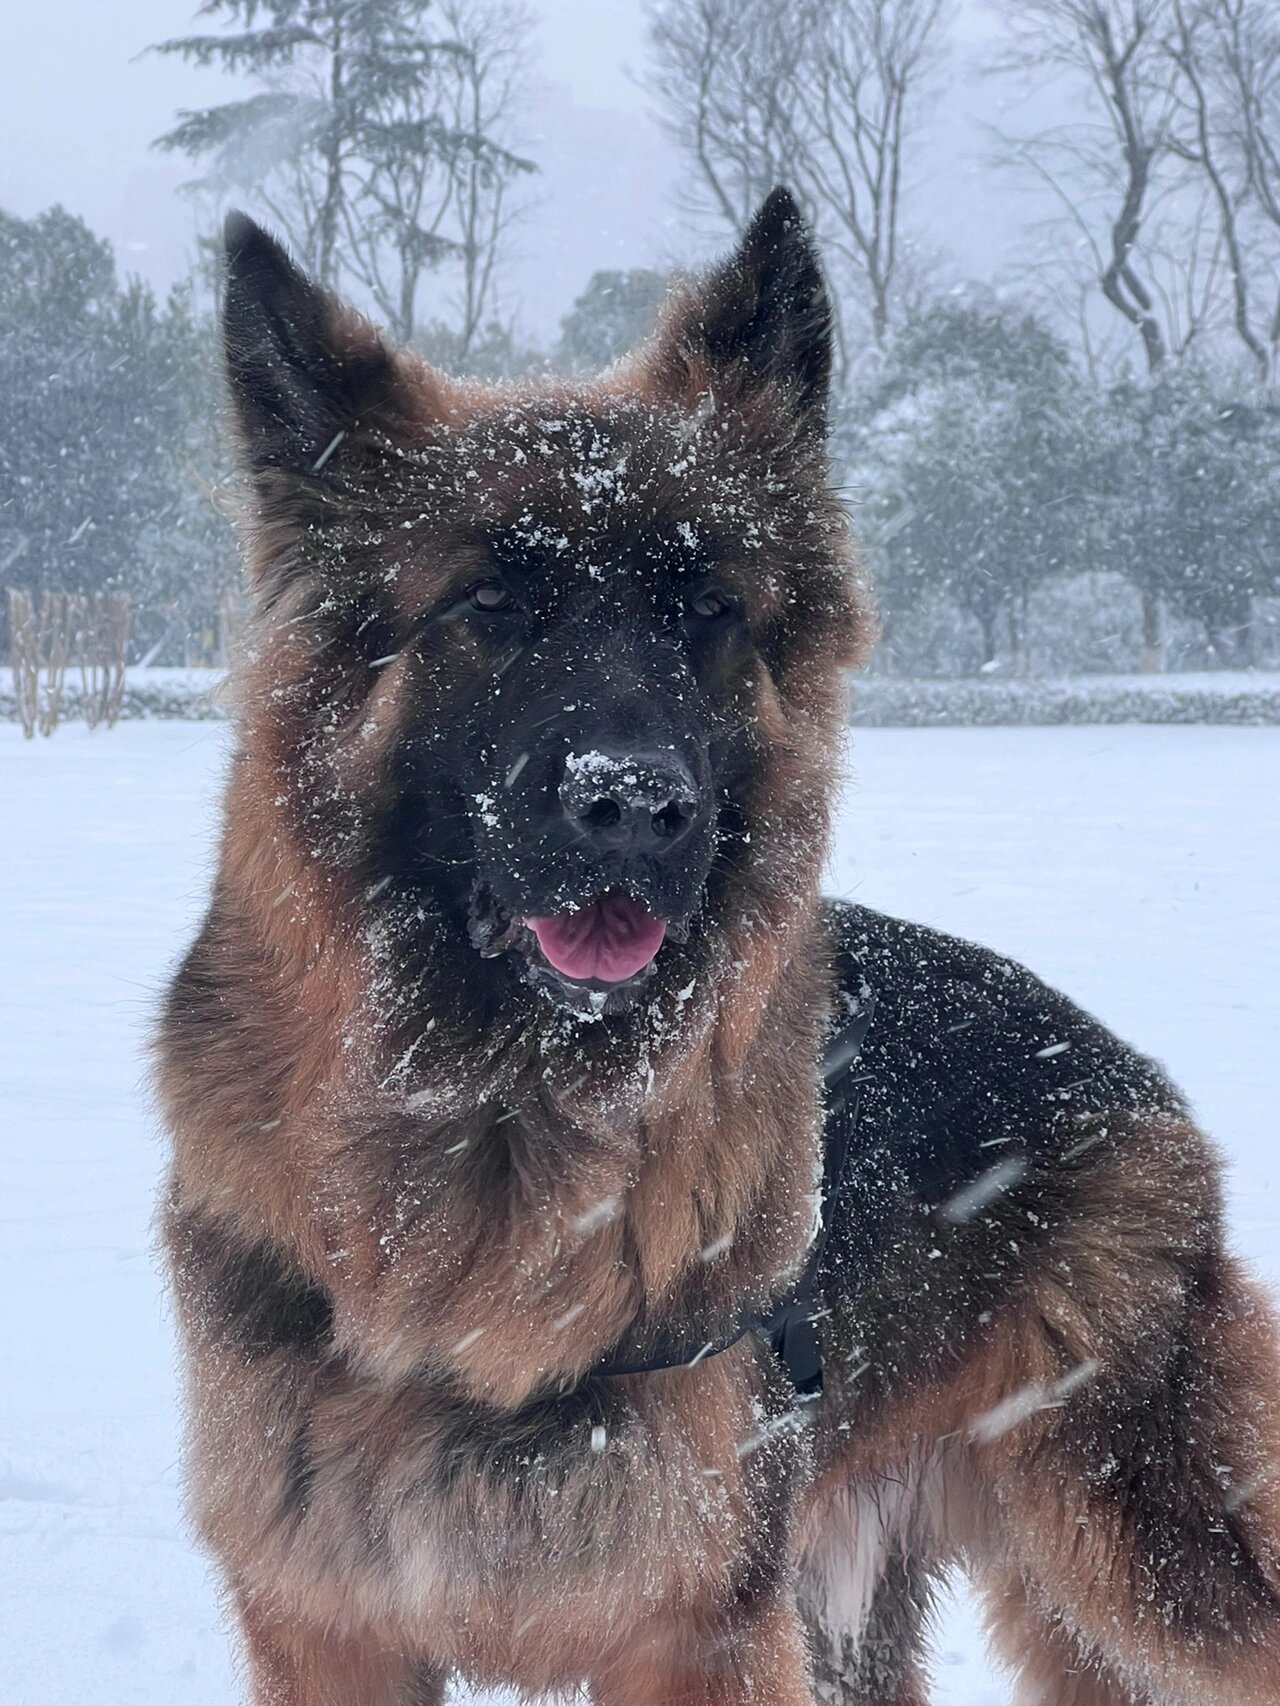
525;893;667;987
470;884;675;1005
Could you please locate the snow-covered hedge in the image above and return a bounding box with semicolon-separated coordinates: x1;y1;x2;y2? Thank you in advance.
5;667;1280;728
0;667;227;725
849;672;1280;727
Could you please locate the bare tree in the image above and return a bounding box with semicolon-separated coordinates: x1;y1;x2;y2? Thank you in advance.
1169;0;1280;375
990;1;1195;375
1219;2;1280;293
989;0;1209;669
1162;1;1270;374
436;0;537;355
643;0;808;230
784;0;948;345
643;0;949;353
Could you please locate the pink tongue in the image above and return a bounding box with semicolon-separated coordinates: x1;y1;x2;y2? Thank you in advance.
525;894;667;984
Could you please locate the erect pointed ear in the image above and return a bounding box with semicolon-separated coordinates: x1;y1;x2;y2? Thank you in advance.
653;187;833;432
221;212;411;482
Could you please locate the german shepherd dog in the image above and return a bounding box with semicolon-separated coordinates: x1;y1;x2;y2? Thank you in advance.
156;190;1280;1704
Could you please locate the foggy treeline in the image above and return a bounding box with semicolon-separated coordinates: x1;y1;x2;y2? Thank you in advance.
3;0;1280;675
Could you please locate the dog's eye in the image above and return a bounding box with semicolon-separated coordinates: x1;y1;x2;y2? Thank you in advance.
687;588;732;620
469;581;515;613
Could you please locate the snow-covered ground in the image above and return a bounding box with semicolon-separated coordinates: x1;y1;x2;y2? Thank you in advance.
2;721;1277;1705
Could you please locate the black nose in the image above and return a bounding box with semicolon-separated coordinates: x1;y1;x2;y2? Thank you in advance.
561;750;700;855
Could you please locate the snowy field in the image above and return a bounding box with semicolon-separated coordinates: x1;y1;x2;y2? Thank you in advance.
2;720;1277;1705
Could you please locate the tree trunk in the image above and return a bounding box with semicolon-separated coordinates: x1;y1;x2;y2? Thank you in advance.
398;260;417;348
979;610;998;670
1237;596;1256;669
1209;597;1256;669
317;23;345;289
1140;588;1163;673
871;286;888;348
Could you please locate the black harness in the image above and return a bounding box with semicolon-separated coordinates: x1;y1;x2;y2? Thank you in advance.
594;987;874;1397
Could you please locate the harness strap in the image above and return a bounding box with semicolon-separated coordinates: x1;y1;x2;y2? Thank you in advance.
594;983;874;1390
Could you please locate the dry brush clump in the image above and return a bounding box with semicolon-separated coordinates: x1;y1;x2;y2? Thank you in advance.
7;588;131;738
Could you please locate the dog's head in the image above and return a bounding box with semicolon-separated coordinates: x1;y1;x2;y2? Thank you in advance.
222;191;871;1080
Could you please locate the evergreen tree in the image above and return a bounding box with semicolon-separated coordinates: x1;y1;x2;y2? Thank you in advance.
554;269;671;373
150;0;536;344
1095;374;1280;666
0;206;236;659
848;301;1088;671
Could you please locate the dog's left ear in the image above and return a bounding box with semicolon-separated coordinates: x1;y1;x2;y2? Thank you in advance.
652;187;832;433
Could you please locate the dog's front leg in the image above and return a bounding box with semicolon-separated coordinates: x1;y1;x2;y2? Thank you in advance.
235;1592;445;1706
590;1595;814;1706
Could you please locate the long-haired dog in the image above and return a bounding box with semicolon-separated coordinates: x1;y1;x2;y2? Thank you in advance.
156;190;1280;1703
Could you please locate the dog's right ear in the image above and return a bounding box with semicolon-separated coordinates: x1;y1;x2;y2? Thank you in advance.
221;212;409;484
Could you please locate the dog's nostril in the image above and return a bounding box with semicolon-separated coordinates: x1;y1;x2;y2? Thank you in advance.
581;797;624;830
651;800;693;840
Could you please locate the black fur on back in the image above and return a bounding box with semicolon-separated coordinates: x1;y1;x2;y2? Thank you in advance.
817;901;1186;1406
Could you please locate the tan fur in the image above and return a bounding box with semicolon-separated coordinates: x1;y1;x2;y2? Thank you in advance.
236;1596;444;1706
591;1598;816;1706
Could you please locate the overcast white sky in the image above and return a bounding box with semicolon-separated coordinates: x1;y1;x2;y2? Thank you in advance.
0;0;1046;344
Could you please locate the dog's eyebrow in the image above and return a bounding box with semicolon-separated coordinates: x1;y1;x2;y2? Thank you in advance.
643;524;727;578
399;589;463;643
395;541;526;642
487;526;563;571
